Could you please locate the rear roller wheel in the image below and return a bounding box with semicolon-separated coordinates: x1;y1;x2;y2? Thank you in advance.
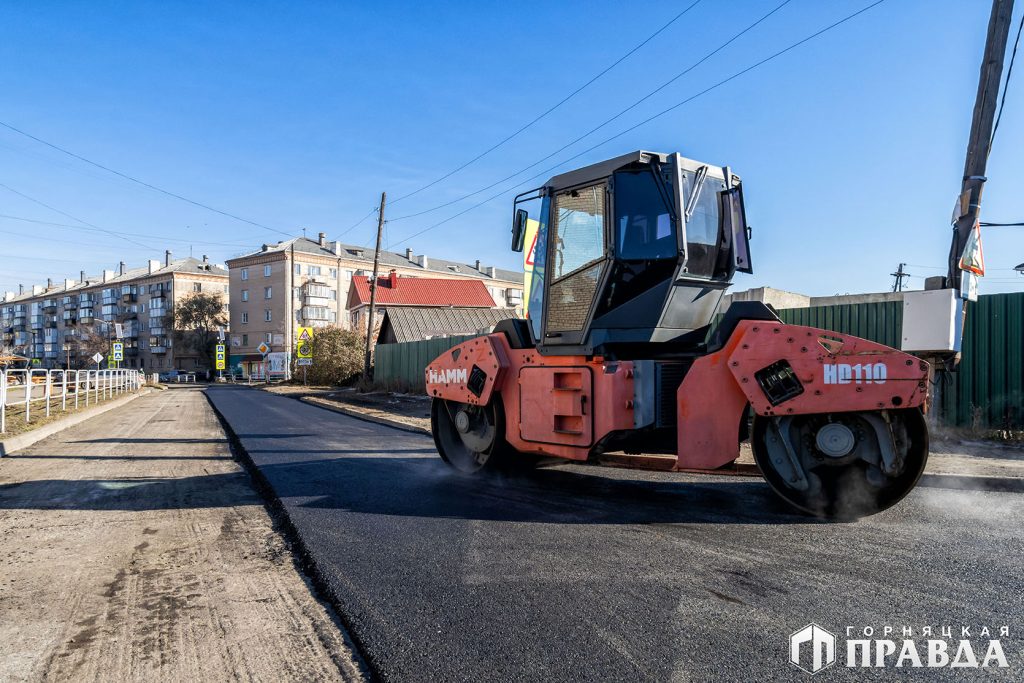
432;397;537;473
751;409;928;519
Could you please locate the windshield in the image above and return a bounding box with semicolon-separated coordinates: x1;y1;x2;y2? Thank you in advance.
681;169;726;277
614;170;675;260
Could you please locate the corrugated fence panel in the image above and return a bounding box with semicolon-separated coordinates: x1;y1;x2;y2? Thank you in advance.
777;301;903;348
374;334;478;390
940;292;1024;430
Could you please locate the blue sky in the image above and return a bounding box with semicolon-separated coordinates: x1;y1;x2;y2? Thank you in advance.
0;0;1021;296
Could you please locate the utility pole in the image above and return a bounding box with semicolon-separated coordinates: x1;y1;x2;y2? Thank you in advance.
891;263;911;292
947;0;1015;292
363;192;386;380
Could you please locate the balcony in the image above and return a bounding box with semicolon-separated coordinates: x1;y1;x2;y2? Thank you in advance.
42;300;58;312
30;316;44;329
79;310;95;323
150;345;168;354
62;310;77;323
61;296;76;307
125;347;139;357
302;306;329;321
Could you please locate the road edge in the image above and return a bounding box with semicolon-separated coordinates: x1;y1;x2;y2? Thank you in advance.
0;389;151;457
201;387;379;683
298;396;431;436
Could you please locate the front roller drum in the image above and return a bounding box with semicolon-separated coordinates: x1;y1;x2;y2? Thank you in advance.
752;409;928;519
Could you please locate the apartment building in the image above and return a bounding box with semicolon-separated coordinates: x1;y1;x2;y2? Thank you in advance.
225;233;524;374
0;252;228;372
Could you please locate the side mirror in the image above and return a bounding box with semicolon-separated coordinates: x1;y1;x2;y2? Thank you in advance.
511;209;528;252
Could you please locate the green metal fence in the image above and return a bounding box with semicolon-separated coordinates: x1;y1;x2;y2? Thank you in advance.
374;334;477;391
374;293;1024;430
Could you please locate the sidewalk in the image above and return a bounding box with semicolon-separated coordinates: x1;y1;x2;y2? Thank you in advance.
0;386;364;682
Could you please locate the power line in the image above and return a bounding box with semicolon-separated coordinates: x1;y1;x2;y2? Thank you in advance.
336;206;380;239
388;0;889;248
388;0;794;224
990;8;1024;148
0;213;255;247
0;182;157;251
388;0;706;206
980;220;1024;226
0;120;291;237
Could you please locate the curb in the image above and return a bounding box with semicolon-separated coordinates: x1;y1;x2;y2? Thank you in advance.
0;388;152;457
298;396;431;436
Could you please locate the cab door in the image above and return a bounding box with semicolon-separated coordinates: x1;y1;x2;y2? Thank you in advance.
542;182;609;347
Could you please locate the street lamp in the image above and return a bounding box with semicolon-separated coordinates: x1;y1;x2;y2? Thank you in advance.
1015;262;1024;276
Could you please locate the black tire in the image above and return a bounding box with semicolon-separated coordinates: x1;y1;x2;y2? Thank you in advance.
431;397;537;474
752;408;929;519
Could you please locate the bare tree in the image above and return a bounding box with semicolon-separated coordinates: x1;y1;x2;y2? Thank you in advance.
72;322;113;368
167;292;228;369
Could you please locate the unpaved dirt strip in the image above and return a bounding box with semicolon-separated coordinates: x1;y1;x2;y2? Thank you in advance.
0;386;364;683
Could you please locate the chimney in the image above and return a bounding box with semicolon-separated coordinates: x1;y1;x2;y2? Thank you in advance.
119;261;126;276
261;244;269;252
405;248;414;260
19;284;24;295
388;270;398;288
165;250;172;267
416;254;429;269
475;259;481;271
102;269;114;283
148;259;160;274
80;270;86;283
333;240;342;256
486;266;496;278
47;277;53;289
202;254;208;263
318;232;327;247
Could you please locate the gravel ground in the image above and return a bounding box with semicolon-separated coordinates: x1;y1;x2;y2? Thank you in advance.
0;386;365;683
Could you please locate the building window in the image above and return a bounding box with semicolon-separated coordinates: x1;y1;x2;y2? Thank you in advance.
223;284;229;293
265;332;273;343
329;268;337;279
242;334;248;346
241;268;249;280
309;266;321;277
264;265;271;277
344;270;354;279
241;311;248;324
193;282;202;292
329;289;337;300
295;263;302;275
264;309;272;322
264;286;272;299
241;289;249;302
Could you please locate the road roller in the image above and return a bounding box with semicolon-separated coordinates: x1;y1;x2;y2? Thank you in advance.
425;150;929;518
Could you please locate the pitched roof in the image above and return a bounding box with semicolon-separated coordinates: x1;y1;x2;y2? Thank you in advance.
348;274;496;309
378;307;520;344
228;237;524;284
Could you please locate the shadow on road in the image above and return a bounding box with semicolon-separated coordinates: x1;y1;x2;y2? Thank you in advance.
251;455;814;526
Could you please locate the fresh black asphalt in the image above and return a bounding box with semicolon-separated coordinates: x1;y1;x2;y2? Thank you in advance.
207;386;1023;682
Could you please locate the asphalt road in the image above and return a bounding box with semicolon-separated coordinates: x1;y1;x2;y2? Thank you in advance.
207;386;1024;682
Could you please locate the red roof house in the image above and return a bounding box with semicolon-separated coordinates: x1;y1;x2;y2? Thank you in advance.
347;271;496;309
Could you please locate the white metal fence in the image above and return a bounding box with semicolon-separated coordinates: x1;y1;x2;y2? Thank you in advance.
1;368;145;435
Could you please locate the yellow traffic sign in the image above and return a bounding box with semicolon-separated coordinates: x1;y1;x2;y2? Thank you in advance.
296;327;313;359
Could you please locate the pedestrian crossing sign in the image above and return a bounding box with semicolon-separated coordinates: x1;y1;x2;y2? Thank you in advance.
215;343;226;370
112;342;124;361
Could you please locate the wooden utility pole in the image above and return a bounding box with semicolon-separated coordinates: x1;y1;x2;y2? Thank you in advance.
947;0;1015;291
891;263;911;292
363;192;386;380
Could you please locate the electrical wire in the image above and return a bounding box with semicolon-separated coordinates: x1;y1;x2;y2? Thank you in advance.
388;0;794;224
388;0;706;206
0;213;255;247
980;221;1024;226
0;121;291;237
990;8;1024;148
388;0;889;248
337;206;380;239
0;182;158;251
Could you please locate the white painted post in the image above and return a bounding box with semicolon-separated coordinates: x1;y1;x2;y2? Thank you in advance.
44;371;52;417
61;370;67;412
75;370;80;410
25;370;33;423
1;370;7;435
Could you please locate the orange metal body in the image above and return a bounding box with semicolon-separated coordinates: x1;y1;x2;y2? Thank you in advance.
425;322;929;471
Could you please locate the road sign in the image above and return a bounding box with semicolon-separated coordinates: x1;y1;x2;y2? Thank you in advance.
297;358;313;366
297;326;313;342
215;343;226;371
257;342;270;356
112;342;124;361
91;352;104;364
